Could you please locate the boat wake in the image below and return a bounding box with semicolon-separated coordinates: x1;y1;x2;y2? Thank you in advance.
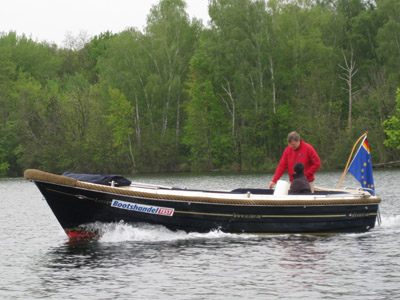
82;221;255;243
380;214;400;229
76;214;400;243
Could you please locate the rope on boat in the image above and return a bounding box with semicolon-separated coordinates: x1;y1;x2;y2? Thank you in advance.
24;169;78;187
24;169;381;206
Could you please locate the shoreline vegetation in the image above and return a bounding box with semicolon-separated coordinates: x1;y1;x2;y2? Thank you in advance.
1;0;400;177
5;163;400;179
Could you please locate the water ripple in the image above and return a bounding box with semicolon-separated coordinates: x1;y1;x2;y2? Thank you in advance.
1;170;400;299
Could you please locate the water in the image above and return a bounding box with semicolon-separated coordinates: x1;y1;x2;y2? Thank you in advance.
1;170;399;299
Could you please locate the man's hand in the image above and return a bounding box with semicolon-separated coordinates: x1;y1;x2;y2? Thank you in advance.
269;181;276;189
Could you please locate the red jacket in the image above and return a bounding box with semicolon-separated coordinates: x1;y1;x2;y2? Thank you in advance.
272;140;321;183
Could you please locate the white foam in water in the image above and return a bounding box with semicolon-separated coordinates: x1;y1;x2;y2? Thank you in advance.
91;221;252;243
82;214;400;243
380;214;400;228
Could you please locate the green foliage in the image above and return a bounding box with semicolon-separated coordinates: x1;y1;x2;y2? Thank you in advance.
376;0;400;82
107;88;134;147
1;0;400;176
106;87;136;171
383;89;400;150
184;73;232;170
0;121;16;175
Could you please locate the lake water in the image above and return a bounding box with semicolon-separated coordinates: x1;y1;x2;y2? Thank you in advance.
1;170;399;300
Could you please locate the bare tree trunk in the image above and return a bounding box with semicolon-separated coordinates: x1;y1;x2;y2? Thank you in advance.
250;75;257;113
220;78;235;138
266;24;276;114
339;47;360;130
134;93;141;148
127;134;136;172
137;74;155;133
176;93;180;142
162;84;171;140
269;55;276;114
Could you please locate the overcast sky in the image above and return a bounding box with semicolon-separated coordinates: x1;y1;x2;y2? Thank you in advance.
0;0;210;46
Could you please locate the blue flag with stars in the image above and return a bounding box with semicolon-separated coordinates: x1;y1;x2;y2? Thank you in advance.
348;137;375;194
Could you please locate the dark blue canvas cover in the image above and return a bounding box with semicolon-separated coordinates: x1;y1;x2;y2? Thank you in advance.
62;172;132;186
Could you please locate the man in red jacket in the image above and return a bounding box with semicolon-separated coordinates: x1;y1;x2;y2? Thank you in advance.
269;131;321;192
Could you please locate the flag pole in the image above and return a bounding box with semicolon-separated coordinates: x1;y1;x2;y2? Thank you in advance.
337;132;368;189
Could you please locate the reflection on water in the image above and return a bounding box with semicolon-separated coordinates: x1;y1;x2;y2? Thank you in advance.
1;170;400;300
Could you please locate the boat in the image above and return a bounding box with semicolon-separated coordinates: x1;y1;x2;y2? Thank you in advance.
24;169;381;238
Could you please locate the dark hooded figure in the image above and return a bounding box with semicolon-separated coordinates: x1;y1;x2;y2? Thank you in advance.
289;162;311;194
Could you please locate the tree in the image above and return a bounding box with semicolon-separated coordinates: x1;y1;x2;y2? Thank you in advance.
339;47;360;130
144;0;201;142
98;0;201;171
206;0;272;167
184;55;232;170
383;89;400;150
5;32;61;84
1;0;400;175
376;0;400;83
106;87;136;172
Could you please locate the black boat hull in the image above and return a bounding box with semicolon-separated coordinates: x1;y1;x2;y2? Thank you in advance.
34;181;379;237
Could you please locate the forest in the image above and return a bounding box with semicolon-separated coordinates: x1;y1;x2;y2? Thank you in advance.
1;0;400;177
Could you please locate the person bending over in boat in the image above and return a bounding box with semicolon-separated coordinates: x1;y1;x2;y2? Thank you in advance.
269;131;321;193
289;162;311;194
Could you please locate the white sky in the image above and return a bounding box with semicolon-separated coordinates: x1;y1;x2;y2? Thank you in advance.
0;0;210;46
